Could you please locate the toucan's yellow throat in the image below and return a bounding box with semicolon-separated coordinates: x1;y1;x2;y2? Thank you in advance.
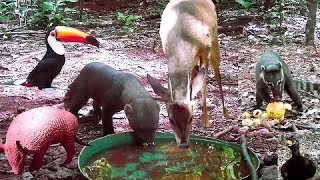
54;26;99;47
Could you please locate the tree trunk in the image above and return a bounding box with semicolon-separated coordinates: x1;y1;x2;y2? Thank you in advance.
79;0;84;21
305;0;318;46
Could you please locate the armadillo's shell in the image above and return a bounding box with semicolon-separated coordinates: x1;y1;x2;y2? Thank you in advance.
5;106;79;152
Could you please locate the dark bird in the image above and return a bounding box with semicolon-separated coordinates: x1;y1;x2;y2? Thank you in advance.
281;136;316;180
6;26;99;90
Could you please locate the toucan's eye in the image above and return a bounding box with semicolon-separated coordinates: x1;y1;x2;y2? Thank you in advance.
51;32;55;36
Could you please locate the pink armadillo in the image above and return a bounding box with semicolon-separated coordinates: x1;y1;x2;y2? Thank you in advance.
0;106;89;175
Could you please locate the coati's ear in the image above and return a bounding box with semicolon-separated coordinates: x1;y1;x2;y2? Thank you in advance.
261;65;266;71
124;104;133;115
277;62;282;68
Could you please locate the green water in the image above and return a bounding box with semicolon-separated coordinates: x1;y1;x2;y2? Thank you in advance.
83;140;250;180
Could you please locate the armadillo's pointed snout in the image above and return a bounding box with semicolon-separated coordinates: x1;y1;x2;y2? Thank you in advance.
0;142;4;152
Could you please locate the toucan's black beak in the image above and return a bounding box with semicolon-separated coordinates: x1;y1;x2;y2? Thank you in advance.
55;26;99;47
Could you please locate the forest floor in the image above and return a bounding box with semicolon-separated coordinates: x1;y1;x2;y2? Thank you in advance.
0;1;319;179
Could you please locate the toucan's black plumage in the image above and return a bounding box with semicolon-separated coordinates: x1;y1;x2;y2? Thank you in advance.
24;28;65;89
281;136;316;180
20;26;99;90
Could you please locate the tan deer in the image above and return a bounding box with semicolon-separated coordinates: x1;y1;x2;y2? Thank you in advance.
147;0;228;149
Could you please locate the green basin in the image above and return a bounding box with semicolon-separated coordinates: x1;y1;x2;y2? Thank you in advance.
78;132;259;179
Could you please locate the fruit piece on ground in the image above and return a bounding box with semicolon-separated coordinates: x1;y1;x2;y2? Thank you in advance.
252;109;263;118
241;111;251;119
238;126;249;134
253;118;261;126
279;119;287;125
283;103;292;110
242;119;253;127
266;102;285;119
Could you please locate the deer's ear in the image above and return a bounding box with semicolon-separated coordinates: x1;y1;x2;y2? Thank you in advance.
190;67;205;99
147;74;171;102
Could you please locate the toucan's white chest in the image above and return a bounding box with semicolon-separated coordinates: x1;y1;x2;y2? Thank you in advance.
47;35;65;55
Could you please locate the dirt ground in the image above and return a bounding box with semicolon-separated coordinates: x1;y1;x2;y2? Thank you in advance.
0;1;319;180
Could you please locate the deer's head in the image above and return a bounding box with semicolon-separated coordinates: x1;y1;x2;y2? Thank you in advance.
147;68;205;148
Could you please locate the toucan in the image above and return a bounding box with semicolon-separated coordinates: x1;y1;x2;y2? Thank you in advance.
5;26;99;90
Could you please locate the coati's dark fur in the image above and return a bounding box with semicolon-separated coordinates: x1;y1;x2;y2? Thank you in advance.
255;50;319;111
64;62;160;145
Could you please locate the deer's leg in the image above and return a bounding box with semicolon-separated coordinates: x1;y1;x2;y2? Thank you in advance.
210;39;229;118
201;64;210;128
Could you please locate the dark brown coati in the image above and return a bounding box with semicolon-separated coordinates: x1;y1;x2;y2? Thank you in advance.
64;62;160;146
255;50;320;111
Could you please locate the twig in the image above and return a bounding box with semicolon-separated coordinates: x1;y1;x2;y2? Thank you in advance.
144;14;161;20
292;123;299;132
0;170;13;174
295;123;320;131
9;50;45;67
213;125;234;138
65;21;114;28
0;31;45;36
0;72;29;77
240;135;258;180
6;27;23;32
285;109;302;116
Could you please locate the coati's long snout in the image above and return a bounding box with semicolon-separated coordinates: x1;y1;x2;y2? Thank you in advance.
133;130;157;147
260;65;284;101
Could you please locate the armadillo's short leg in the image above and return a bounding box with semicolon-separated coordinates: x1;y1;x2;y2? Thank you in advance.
210;39;229;118
101;109;115;135
60;140;76;166
29;150;46;173
93;101;102;121
285;84;303;111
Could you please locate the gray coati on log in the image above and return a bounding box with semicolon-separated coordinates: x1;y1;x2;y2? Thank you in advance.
64;62;160;146
255;50;320;111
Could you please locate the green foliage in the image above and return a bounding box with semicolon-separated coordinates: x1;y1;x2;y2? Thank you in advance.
268;0;285;28
80;12;89;22
235;0;256;14
116;12;142;33
150;0;167;15
268;0;307;28
31;0;78;28
0;0;15;23
266;0;306;44
83;157;112;178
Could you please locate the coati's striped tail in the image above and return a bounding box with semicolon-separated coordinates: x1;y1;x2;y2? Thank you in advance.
294;80;320;91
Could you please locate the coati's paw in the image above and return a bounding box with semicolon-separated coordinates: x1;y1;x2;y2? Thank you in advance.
254;105;262;110
296;105;304;112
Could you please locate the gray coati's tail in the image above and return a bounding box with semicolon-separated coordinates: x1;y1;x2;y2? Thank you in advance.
294;80;320;91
